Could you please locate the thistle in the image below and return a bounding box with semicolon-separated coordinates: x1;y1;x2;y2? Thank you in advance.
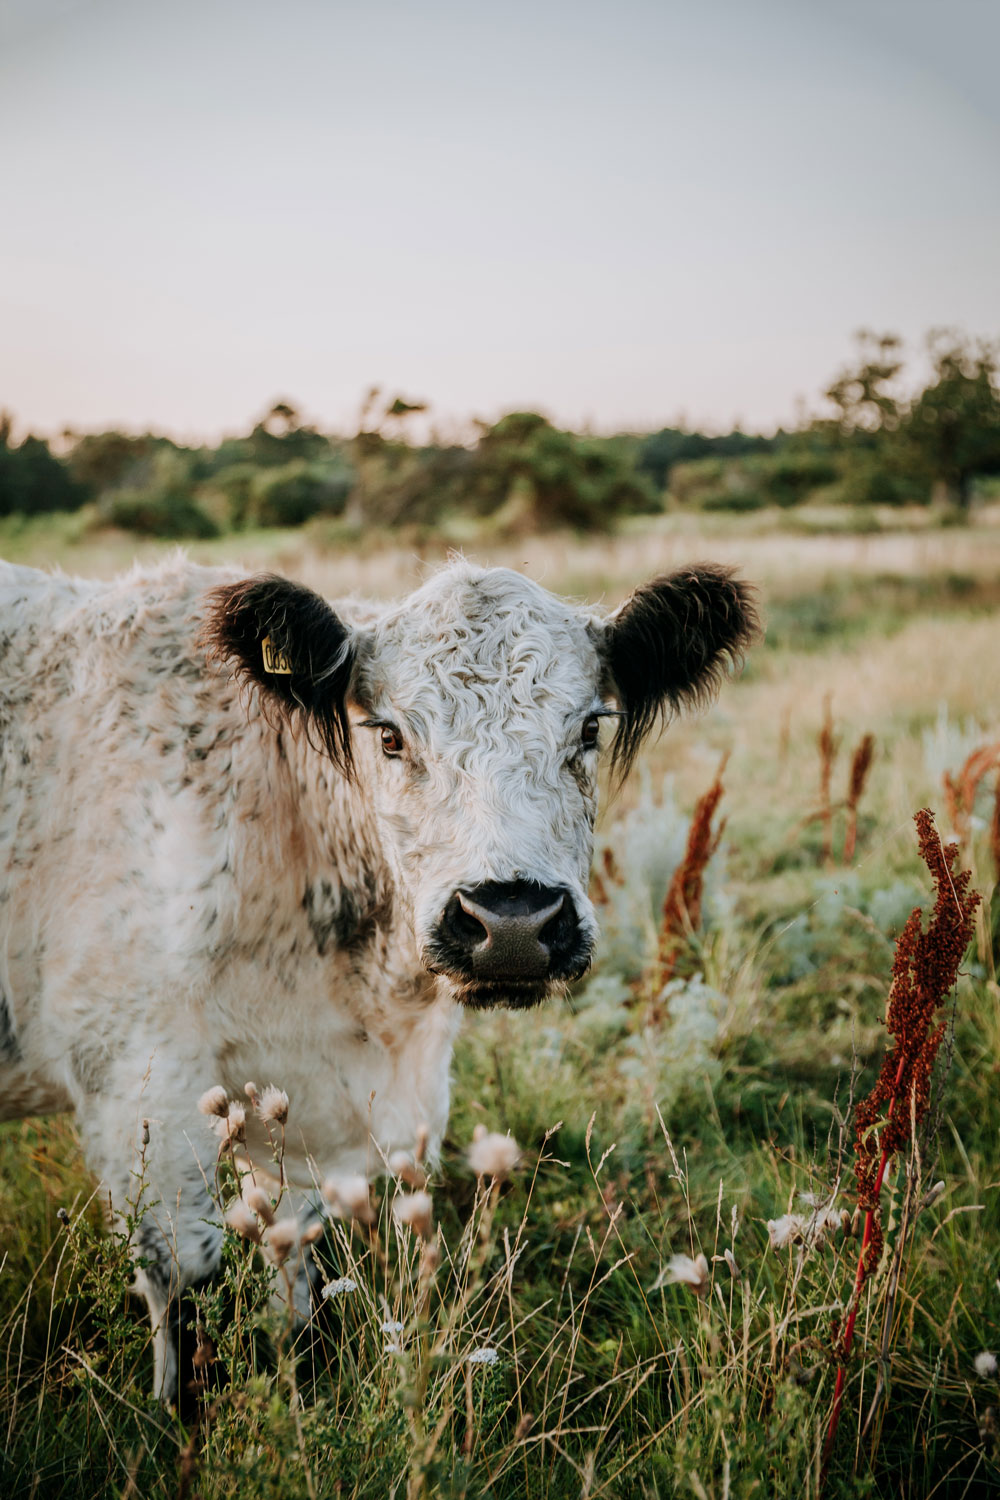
197;1085;229;1118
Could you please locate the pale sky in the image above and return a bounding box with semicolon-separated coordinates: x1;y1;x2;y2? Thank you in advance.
2;0;998;442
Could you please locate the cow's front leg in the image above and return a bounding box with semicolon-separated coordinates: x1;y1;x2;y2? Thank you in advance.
74;1055;223;1406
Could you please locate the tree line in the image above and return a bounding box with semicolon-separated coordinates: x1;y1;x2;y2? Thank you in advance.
2;330;999;537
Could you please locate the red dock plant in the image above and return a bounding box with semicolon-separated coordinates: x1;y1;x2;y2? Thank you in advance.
824;809;980;1470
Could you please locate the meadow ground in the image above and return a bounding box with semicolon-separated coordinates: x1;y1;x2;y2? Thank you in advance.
1;509;999;1499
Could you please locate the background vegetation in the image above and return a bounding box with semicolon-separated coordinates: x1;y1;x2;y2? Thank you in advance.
0;507;998;1498
4;330;1000;543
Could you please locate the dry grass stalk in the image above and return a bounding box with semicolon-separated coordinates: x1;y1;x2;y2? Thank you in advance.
992;775;1000;886
842;733;876;863
824;808;980;1470
942;742;1000;849
656;757;727;986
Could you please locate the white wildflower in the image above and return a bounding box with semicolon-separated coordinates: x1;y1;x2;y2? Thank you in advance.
393;1190;435;1240
198;1086;229;1118
323;1173;375;1225
975;1351;998;1377
256;1085;289;1126
322;1277;358;1299
381;1319;405;1334
468;1126;521;1180
467;1346;500;1366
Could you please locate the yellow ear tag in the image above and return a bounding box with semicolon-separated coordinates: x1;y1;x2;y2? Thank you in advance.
261;636;293;675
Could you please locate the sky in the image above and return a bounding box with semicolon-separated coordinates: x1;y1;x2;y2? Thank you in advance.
2;0;999;442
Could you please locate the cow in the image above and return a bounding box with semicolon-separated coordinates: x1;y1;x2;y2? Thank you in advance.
0;553;756;1400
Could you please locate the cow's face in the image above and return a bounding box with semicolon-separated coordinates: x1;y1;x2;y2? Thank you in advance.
205;561;757;1009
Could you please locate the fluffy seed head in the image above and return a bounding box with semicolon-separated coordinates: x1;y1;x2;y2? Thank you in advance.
393;1190;435;1240
243;1184;275;1226
226;1199;261;1243
262;1219;300;1266
256;1085;290;1125
975;1352;998;1378
660;1252;710;1295
389;1150;428;1189
468;1129;521;1180
198;1086;229;1118
323;1173;375;1225
219;1101;246;1143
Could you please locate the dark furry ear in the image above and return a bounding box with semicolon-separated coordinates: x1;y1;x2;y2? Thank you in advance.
201;573;357;775
602;564;759;781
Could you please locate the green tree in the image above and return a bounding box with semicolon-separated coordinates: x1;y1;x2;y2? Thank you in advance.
897;332;1000;509
65;430;159;494
823;330;904;436
0;413;89;515
470;412;659;531
246;401;330;468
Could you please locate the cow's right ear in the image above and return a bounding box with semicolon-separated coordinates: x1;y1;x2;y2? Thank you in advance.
201;573;358;775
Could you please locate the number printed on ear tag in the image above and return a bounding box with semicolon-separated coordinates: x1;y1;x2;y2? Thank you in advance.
261;636;293;675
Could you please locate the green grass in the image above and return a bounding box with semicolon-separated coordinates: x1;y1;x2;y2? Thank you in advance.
1;518;999;1498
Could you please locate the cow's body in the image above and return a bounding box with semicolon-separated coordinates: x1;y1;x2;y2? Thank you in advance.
0;553;756;1400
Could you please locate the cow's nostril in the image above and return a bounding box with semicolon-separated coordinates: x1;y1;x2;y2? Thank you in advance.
539;903;571;951
450;895;489;946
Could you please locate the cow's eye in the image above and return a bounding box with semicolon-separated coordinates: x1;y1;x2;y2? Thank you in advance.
380;726;404;757
581;715;601;749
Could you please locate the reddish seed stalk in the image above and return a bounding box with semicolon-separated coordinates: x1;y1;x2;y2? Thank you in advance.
824;1051;906;1459
657;757;727;987
818;697;837;868
843;733;876;864
822;810;979;1477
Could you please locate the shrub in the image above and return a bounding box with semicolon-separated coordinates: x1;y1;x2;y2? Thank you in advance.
99;449;218;538
246;459;352;529
102;488;219;539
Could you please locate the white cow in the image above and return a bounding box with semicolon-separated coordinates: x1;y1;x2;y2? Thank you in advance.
0;554;756;1399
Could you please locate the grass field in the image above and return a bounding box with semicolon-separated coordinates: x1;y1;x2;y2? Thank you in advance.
1;511;999;1499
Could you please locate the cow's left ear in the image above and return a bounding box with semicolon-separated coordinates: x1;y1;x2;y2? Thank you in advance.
201;573;359;775
598;564;759;780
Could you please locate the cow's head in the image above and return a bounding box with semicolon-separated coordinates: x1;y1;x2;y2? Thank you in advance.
204;561;757;1009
